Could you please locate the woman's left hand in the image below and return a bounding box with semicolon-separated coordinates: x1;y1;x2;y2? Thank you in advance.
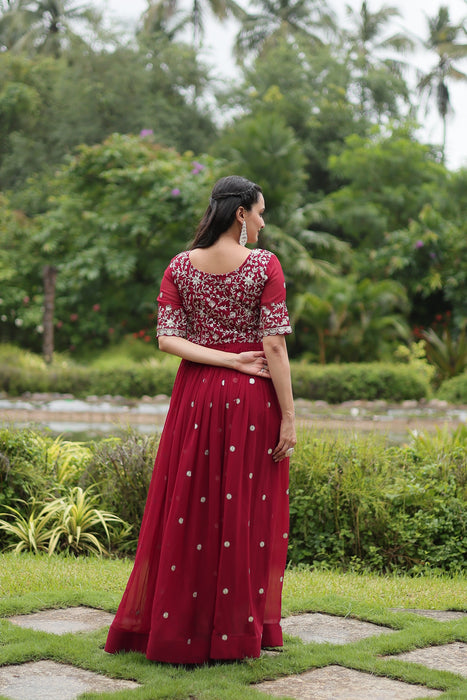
233;351;271;378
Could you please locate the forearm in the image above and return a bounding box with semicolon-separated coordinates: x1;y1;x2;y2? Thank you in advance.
262;335;294;418
158;335;238;369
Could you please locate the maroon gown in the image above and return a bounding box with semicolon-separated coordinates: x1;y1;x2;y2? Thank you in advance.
105;248;292;664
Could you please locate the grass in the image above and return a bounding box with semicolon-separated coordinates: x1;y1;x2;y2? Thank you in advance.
0;554;466;699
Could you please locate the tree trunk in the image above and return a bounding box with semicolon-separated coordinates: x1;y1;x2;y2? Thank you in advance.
318;328;326;364
442;114;447;164
43;265;57;365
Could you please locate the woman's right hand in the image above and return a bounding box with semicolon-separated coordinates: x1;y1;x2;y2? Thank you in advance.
272;414;296;463
233;351;271;378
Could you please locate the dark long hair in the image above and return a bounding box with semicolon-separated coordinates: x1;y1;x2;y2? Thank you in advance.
190;176;262;249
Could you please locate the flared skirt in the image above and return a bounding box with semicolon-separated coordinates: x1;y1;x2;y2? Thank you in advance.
105;344;289;663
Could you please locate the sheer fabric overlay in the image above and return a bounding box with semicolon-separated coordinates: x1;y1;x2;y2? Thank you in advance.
105;249;291;664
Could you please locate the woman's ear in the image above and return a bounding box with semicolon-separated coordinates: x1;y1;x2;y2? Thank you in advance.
236;206;245;224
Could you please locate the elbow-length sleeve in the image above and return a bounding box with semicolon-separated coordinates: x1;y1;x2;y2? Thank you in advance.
156;263;187;338
259;254;292;337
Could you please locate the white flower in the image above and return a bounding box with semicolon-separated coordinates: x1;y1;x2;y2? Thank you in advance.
14;318;23;327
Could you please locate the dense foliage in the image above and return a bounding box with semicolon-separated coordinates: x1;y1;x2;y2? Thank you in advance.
437;372;467;404
0;0;466;371
1;426;465;573
288;426;467;573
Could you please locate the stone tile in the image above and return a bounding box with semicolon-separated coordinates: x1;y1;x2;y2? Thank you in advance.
7;607;115;635
282;613;394;644
390;642;467;677
389;609;467;622
255;665;442;699
0;660;140;700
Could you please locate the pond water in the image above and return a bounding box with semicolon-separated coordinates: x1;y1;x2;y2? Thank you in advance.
0;395;170;440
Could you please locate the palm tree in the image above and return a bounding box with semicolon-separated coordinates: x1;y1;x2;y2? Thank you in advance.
0;0;30;51
138;0;188;43
352;278;410;360
292;276;410;363
190;0;225;47
187;0;243;48
343;1;414;119
418;6;467;163
1;0;102;56
234;0;336;64
141;0;243;50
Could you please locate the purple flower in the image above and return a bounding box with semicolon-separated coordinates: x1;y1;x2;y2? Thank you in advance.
429;252;437;260
140;129;154;138
414;240;424;249
171;188;181;197
191;161;205;174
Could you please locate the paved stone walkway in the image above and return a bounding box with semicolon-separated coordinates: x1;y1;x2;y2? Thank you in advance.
0;661;140;699
255;665;442;699
1;607;466;699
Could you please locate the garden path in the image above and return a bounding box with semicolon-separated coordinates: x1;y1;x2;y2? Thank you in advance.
1;607;466;699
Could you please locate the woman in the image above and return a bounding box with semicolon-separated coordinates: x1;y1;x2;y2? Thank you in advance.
105;175;296;664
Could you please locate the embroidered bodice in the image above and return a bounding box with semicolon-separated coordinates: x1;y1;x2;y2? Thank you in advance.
157;249;291;346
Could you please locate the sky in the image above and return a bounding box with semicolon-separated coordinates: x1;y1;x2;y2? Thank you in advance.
101;0;467;170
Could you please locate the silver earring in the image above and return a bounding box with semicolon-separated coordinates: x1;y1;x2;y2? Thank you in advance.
239;220;247;246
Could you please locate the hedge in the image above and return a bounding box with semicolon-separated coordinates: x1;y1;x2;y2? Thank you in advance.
290;362;429;403
0;364;177;399
437;372;467;404
0;361;429;403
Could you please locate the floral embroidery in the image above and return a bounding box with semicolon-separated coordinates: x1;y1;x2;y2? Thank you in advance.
260;301;291;336
156;249;291;344
157;305;186;337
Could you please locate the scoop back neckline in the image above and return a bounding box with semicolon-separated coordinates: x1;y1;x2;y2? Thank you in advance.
186;250;254;277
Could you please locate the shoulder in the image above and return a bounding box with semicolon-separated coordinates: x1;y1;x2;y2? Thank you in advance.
250;248;282;275
168;251;190;269
166;251;190;278
249;248;276;267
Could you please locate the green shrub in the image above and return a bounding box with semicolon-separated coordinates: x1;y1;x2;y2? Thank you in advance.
80;430;159;549
0;366;49;395
0;344;47;369
0;428;47;517
423;322;467;384
89;365;177;398
0;428;91;508
288;427;467;573
288;432;397;569
0;487;128;556
0;428;93;547
437;372;467;404
291;362;429;403
86;336;160;367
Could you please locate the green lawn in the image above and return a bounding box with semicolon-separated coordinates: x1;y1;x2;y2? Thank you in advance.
0;554;466;699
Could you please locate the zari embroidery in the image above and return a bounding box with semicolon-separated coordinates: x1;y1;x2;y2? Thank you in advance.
157;249;291;344
157;305;186;337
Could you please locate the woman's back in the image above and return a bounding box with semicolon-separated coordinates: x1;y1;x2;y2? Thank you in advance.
188;241;250;275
